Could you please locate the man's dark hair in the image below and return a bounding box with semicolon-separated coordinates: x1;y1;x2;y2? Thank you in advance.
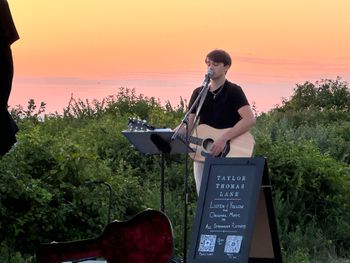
206;49;232;67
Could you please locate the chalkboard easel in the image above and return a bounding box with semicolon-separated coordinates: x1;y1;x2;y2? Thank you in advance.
188;157;282;263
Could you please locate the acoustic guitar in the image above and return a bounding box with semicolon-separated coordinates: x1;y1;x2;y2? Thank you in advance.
126;118;255;162
36;209;174;263
186;124;255;162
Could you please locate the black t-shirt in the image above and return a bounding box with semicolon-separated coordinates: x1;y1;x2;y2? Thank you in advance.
189;80;249;129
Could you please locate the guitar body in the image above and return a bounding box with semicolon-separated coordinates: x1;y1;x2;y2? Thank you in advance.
36;209;174;263
189;124;255;162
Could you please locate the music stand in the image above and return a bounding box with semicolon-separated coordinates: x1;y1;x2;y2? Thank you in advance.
122;129;194;212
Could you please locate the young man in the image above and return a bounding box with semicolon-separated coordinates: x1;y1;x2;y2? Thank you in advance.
177;49;256;194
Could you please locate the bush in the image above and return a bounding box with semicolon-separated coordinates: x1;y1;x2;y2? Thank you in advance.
2;82;350;262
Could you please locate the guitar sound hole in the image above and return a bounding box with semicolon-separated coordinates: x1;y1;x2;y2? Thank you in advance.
202;139;231;157
202;139;214;153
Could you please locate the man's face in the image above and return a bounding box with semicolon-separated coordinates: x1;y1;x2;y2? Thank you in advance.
205;58;230;79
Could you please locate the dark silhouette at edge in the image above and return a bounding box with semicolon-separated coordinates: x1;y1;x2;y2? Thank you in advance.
0;0;20;156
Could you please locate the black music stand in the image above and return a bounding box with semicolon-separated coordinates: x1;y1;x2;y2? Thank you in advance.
122;129;194;212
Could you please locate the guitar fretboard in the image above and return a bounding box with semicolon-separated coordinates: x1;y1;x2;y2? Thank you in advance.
178;133;202;146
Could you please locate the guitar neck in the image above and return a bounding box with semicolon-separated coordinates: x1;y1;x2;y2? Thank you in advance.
179;133;202;146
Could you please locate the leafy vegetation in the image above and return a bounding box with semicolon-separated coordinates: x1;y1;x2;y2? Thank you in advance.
1;79;349;262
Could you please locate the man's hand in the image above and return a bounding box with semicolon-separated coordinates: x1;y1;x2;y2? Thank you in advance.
173;125;187;135
210;137;227;157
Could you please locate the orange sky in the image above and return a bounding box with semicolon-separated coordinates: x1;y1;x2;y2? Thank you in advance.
7;0;350;113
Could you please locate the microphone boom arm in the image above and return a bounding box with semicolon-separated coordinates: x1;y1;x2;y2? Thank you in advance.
172;70;212;140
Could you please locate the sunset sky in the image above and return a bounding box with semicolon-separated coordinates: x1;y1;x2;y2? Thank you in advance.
7;0;350;114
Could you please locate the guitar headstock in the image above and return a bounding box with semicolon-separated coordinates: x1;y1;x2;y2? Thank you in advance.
127;118;155;131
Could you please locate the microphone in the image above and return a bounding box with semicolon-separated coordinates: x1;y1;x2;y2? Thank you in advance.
202;68;213;86
207;68;214;77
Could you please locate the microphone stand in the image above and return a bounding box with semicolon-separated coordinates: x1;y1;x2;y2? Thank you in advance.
172;75;211;263
171;72;211;141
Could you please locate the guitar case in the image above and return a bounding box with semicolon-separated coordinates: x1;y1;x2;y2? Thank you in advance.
36;209;174;263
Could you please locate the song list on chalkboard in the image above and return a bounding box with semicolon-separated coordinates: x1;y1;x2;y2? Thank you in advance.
196;164;256;261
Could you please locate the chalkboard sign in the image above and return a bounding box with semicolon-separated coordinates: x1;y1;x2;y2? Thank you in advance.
188;157;266;263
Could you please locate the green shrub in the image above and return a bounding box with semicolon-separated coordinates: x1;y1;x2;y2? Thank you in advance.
2;82;350;261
